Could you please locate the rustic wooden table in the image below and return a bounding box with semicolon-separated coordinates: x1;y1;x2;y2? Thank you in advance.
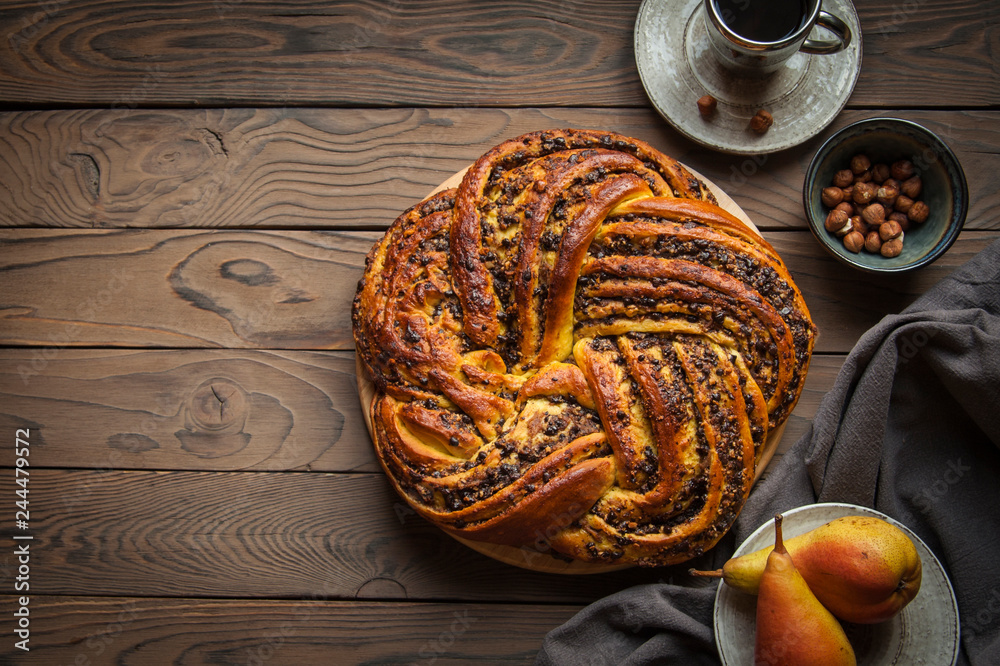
0;0;997;663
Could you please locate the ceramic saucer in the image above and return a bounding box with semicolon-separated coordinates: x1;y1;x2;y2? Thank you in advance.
634;0;862;154
713;503;960;666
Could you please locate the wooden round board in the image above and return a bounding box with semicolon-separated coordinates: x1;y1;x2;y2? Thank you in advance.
355;164;787;573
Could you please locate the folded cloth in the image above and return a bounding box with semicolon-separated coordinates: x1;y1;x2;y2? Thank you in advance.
538;238;1000;666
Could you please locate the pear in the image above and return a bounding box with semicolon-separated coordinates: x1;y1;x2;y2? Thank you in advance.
754;514;856;666
692;515;922;623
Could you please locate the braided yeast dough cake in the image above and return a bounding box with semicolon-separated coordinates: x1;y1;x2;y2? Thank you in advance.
353;129;816;567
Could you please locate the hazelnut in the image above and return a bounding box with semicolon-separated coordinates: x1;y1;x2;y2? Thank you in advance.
822;152;932;257
880;220;903;241
850;154;872;175
865;231;883;253
824;208;849;233
891;160;915;181
881;235;904;258
861;203;886;226
908;200;930;223
834;201;854;216
872;163;891;183
821;187;844;207
843;231;865;253
900;176;923;199
876;184;899;208
697;94;718;118
888;211;911;231
833;169;854;188
750;109;773;133
852;181;876;205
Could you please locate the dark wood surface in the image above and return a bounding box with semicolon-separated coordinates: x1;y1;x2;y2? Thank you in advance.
0;0;998;663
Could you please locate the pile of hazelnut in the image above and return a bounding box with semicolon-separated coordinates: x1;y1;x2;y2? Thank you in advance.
821;155;930;258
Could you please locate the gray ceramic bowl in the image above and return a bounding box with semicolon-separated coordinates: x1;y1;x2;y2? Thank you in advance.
803;118;968;273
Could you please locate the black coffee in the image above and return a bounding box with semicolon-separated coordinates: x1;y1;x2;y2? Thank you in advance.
713;0;808;43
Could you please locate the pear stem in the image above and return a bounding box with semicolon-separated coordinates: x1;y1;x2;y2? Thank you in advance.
773;513;786;554
687;568;724;579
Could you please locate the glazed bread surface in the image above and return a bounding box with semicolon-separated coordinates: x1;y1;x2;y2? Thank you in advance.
352;129;816;566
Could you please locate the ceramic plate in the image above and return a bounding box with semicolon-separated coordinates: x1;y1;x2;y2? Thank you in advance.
714;503;959;665
634;0;862;154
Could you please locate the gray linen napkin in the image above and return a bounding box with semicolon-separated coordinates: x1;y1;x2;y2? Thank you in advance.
538;238;1000;666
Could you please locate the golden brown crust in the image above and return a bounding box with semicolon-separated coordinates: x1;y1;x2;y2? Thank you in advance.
352;129;816;567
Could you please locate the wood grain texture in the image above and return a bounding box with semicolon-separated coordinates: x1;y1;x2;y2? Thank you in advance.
1;108;997;230
0;0;645;108
0;228;378;348
0;469;693;601
2;228;996;352
0;596;582;664
0;349;377;473
0;1;997;108
771;355;845;457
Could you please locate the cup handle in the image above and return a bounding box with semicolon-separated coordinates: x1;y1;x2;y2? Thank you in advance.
801;11;851;54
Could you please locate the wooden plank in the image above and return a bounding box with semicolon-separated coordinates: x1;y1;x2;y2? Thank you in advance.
852;0;1000;108
0;350;844;473
0;228;377;348
2;228;996;352
0;596;581;664
772;355;844;457
0;469;676;602
0;0;646;108
1;108;997;230
0;350;378;473
0;1;997;108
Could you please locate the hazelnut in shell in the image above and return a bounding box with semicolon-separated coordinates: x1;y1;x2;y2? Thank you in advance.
891;160;915;181
880;220;903;242
821;187;844;207
843;231;865;253
833;169;854;188
749;109;773;133
901;176;923;199
861;203;886;227
850;154;872;175
824;209;850;233
881;234;904;258
872;163;891;183
697;95;717;118
865;231;883;253
834;201;855;216
876;184;899;208
908;200;930;223
852;182;876;205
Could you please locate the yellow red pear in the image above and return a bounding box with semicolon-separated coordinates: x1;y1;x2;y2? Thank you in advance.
754;514;856;666
692;515;922;623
